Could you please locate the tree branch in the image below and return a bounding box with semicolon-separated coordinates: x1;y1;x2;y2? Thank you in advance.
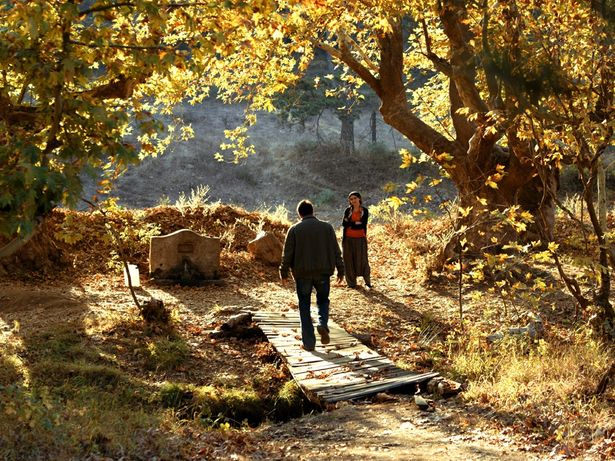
79;2;135;16
449;76;477;149
68;39;170;51
375;18;462;167
1;74;142;128
313;38;381;95
82;75;141;100
43;26;71;158
0;230;38;260
439;0;488;113
78;2;216;17
420;18;452;77
339;31;380;74
481;1;503;110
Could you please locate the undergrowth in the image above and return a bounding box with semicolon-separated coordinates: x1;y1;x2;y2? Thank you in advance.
0;317;315;461
449;326;614;455
368;207;615;455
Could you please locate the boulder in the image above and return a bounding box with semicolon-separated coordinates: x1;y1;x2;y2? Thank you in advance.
247;231;283;265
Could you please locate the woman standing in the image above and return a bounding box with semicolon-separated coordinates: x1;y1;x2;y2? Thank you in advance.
341;191;371;289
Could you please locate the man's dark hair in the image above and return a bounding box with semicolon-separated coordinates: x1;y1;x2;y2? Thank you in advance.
297;200;314;217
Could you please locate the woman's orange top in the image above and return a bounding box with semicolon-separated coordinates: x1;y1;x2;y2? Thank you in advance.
345;209;366;238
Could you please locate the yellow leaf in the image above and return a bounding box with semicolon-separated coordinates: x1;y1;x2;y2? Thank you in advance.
405;182;418;194
399;148;416;169
520;211;534;222
435;152;454;162
485;125;498;136
386;196;404;210
383;182;397;193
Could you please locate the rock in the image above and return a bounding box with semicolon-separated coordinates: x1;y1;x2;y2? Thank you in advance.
220;312;253;330
486;315;544;344
414;390;435;412
209;312;264;339
592;428;606;441
372;392;397;403
248;231;283;265
426;377;462;397
140;297;170;323
209;326;264;339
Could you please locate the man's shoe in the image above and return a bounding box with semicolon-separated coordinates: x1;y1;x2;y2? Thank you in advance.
317;325;330;345
302;344;315;351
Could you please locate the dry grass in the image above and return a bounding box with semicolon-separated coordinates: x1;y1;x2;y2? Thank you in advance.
453;329;613;455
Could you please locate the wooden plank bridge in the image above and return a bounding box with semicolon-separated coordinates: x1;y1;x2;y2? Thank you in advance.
249;310;439;403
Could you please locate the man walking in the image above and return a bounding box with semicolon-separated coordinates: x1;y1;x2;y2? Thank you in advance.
280;200;344;351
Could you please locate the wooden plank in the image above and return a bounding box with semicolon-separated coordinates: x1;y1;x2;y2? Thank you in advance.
280;345;381;361
293;362;399;379
316;372;440;397
290;356;393;374
301;368;422;391
288;356;393;371
319;373;440;402
249;310;439;403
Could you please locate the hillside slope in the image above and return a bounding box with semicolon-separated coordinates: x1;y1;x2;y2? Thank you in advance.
88;99;452;222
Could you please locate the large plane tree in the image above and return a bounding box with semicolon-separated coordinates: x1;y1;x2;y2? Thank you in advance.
208;0;613;257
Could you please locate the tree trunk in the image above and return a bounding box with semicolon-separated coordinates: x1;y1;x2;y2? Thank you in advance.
339;114;355;155
370;111;377;143
581;165;614;322
324;14;558;256
438;167;559;262
597;157;607;231
376;21;558;258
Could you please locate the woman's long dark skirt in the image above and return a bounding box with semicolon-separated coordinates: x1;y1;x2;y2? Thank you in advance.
342;237;371;288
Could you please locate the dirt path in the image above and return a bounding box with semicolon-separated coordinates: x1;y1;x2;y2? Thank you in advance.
252;398;535;460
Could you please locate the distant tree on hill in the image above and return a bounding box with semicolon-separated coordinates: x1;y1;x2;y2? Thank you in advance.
274;50;377;155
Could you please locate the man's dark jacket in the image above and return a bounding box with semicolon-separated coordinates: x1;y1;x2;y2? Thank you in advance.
279;215;344;279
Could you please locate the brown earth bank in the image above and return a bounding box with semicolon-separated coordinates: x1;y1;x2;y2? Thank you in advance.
1;205;613;460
